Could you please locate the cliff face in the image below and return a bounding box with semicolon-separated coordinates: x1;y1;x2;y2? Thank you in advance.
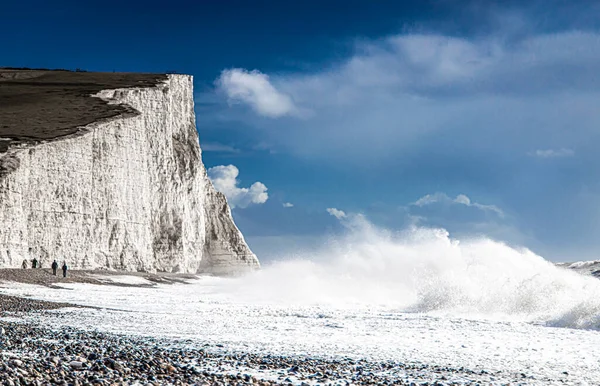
0;73;259;274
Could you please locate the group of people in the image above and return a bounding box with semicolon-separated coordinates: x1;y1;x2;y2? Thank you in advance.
21;257;68;277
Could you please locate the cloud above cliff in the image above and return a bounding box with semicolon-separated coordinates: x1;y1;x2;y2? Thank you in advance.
213;30;600;165
208;165;268;209
204;6;600;261
216;69;297;118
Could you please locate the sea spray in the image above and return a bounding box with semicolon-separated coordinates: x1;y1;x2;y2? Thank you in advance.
216;215;600;329
2;215;600;330
3;220;600;383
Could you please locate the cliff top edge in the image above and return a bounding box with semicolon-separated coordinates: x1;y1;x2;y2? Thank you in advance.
0;69;178;153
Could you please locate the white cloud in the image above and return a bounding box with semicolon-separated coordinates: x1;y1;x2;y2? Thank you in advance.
413;193;504;217
283;202;294;208
207;165;268;209
529;148;575;158
414;193;444;207
210;31;600;164
454;194;471;205
216;68;297;118
202;142;240;153
326;208;347;220
205;23;600;260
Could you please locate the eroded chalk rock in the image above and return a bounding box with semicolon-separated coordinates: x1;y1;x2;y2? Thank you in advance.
0;73;259;274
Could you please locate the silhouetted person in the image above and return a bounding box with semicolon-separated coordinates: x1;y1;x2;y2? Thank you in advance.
51;260;58;276
62;262;68;278
21;260;27;269
32;258;38;269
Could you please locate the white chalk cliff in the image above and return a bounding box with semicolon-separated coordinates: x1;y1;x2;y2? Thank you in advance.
0;74;259;274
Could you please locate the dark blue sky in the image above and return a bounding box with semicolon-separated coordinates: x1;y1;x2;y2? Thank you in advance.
4;0;600;262
5;1;593;77
4;1;421;73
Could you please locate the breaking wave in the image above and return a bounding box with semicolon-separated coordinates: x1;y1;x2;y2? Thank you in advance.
223;215;600;330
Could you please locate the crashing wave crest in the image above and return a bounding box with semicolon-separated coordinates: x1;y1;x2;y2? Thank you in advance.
222;215;600;330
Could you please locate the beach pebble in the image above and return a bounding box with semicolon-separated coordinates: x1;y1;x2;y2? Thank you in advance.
0;293;549;385
70;360;83;369
10;359;23;367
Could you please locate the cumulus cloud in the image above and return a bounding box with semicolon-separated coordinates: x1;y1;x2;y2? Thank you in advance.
413;193;504;217
207;165;268;209
209;30;600;165
326;208;347;219
216;68;297;118
283;202;294;208
529;148;575;158
205;12;600;260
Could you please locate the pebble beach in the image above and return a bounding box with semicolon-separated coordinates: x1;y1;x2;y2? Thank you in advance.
0;314;518;386
0;278;519;386
0;268;593;385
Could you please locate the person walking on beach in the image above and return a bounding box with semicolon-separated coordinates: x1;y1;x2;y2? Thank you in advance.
29;248;37;268
51;260;58;276
21;259;27;269
62;262;68;278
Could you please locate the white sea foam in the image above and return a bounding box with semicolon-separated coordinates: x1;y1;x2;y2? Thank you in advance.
2;217;600;383
3;216;600;329
86;275;153;286
214;215;600;329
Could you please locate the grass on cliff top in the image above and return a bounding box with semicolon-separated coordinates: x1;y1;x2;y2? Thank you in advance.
0;69;167;153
